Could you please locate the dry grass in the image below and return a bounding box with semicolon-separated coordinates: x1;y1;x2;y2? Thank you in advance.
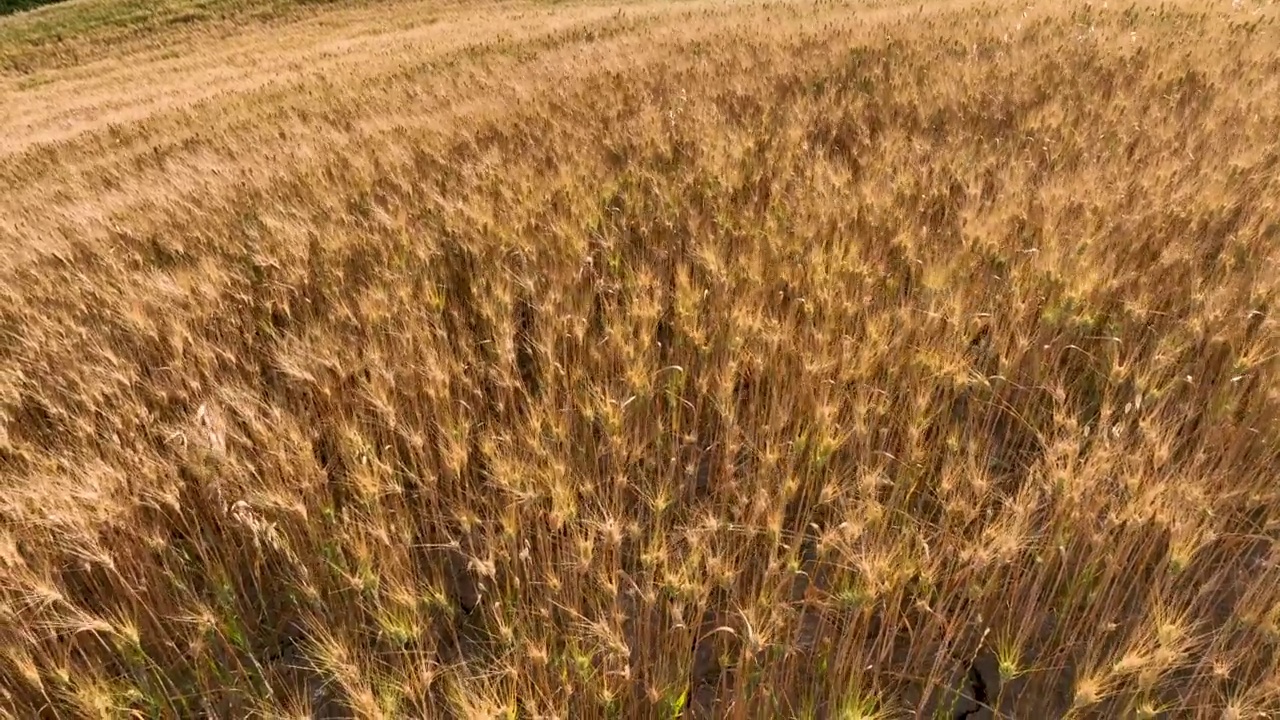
3;0;1280;717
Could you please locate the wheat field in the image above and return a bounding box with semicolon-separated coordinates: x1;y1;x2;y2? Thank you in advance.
2;0;1280;717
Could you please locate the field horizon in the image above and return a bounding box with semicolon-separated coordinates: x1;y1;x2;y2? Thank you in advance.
3;0;1280;717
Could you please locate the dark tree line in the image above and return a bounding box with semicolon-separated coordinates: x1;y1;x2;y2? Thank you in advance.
2;0;64;16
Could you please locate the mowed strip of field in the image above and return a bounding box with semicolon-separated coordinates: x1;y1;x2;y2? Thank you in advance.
1;0;678;263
